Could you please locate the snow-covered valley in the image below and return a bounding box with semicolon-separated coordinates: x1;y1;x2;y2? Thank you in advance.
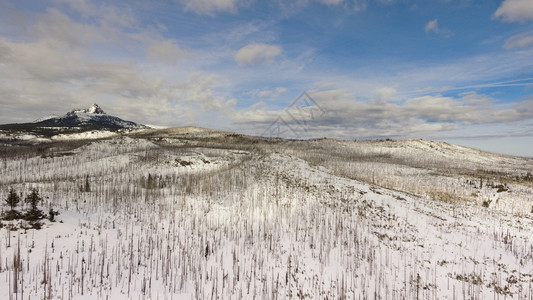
1;129;533;299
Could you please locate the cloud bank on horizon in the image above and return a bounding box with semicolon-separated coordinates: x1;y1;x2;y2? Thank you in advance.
0;0;532;156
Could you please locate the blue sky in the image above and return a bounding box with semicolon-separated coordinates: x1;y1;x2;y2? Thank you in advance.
1;0;533;156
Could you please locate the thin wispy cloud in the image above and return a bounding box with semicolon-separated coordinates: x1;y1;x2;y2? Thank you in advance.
247;87;288;99
504;32;533;49
425;19;454;38
176;0;247;16
235;43;282;66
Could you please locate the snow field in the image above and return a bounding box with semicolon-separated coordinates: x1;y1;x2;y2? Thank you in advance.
0;136;532;299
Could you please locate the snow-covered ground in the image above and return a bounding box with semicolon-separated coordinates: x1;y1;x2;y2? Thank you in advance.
50;130;117;141
1;134;532;299
1;130;120;143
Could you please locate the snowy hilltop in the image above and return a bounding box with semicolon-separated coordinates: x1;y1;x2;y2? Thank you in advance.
1;128;532;299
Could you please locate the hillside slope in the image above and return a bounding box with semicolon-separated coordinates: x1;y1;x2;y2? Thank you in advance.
0;132;532;299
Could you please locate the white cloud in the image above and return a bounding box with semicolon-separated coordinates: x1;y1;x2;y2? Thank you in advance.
0;34;234;126
0;2;236;127
235;43;282;66
503;32;533;49
425;19;453;38
494;0;533;23
231;88;533;139
176;0;246;16
374;86;397;104
0;41;12;62
425;19;438;32
275;87;288;94
54;0;105;17
55;0;137;30
276;0;370;17
313;0;369;11
317;0;344;5
257;90;273;98
31;8;105;48
353;1;369;12
147;40;189;62
248;87;288;99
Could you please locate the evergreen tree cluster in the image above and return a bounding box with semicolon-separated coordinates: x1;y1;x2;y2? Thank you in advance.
2;188;58;229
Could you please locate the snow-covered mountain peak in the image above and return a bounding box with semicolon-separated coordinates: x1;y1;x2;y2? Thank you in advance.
87;103;105;114
71;103;106;115
21;103;147;133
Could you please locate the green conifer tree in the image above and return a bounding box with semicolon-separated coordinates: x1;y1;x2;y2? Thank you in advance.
25;188;44;221
5;188;20;212
25;188;42;211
